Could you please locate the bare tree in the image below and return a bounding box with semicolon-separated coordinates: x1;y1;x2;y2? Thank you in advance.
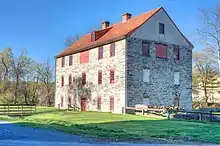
10;50;32;103
36;59;54;106
64;34;81;47
0;48;12;81
20;61;40;104
198;5;220;69
0;48;55;106
0;48;13;103
193;49;219;103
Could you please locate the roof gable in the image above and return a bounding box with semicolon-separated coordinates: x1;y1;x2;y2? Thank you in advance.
131;8;193;48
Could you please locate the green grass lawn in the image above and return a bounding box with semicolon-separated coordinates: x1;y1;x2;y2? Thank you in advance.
0;107;220;143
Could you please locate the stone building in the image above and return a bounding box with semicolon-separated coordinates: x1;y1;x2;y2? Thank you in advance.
55;7;193;113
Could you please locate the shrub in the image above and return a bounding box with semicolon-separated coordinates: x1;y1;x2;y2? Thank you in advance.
173;113;220;121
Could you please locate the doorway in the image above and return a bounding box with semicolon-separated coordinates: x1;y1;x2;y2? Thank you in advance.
81;98;87;111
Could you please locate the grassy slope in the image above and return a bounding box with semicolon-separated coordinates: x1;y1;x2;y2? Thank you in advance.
0;107;220;143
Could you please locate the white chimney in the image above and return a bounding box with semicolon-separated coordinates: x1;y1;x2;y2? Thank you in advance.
122;13;132;22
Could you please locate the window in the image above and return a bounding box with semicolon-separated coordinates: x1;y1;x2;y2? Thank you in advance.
82;72;86;85
69;55;73;66
143;95;150;106
61;97;64;107
97;96;101;110
98;70;102;84
110;69;115;84
91;32;95;41
62;57;65;67
174;72;180;85
61;76;64;87
69;74;72;86
143;69;150;83
109;96;114;112
110;43;115;57
80;51;89;63
156;44;168;58
98;47;103;59
159;23;165;34
173;47;180;60
142;43;150;56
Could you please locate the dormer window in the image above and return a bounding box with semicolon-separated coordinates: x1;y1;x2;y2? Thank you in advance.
91;32;95;41
159;23;165;34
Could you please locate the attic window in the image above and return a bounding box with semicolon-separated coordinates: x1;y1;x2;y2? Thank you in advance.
159;23;165;34
91;32;95;41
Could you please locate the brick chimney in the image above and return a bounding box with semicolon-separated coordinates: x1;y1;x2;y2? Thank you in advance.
122;13;132;23
101;21;110;29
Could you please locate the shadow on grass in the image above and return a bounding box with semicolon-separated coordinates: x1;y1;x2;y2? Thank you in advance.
12;119;220;144
33;109;60;115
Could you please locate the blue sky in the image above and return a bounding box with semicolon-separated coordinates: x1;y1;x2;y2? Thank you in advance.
0;0;219;62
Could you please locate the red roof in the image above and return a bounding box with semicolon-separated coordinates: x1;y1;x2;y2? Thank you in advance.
56;7;192;58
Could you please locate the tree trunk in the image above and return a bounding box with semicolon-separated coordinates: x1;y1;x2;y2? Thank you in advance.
14;75;20;103
204;88;208;103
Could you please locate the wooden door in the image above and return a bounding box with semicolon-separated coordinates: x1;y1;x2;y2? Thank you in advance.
81;98;87;112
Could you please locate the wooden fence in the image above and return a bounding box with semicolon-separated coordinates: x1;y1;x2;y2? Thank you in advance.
122;107;165;116
0;104;36;116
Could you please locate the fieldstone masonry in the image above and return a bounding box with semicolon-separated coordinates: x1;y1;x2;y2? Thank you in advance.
126;37;192;110
55;39;126;113
55;37;192;113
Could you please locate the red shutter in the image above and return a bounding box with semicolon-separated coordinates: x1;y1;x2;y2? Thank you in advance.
97;96;101;110
156;44;168;58
80;51;89;63
110;69;115;84
69;75;72;86
110;43;115;57
98;71;102;84
110;96;114;112
61;76;64;87
82;72;86;85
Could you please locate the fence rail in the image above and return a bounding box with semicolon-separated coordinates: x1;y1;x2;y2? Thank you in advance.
122;106;165;116
0;104;36;116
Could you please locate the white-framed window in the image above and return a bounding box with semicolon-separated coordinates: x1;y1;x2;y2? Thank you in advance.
143;95;150;106
174;72;180;85
143;69;150;83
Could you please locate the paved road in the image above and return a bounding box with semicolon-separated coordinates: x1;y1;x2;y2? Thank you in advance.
0;121;218;146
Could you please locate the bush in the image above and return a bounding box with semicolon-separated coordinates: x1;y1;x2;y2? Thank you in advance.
173;113;200;120
173;113;220;122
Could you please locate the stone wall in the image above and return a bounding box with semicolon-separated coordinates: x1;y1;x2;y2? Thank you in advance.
126;37;192;110
55;39;126;113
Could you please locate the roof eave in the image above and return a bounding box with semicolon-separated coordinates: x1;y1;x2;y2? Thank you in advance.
56;35;127;58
